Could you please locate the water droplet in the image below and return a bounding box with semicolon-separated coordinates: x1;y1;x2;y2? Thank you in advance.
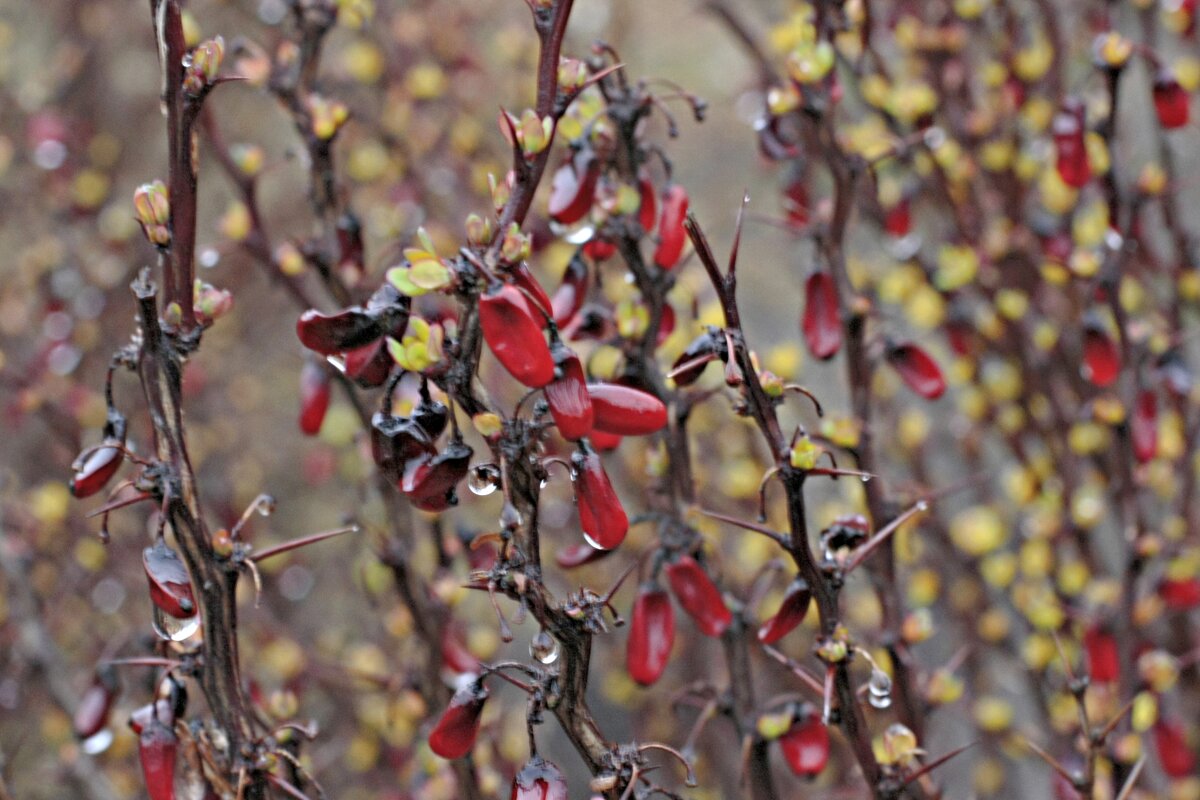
916;500;929;511
868;692;893;709
81;729;114;755
530;631;559;665
151;606;200;642
581;531;606;551
540;477;550;489
468;464;501;496
860;474;872;483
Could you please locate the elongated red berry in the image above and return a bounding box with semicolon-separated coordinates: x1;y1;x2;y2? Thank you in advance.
413;398;450;440
1153;71;1190;130
670;329;725;387
563;304;615;342
429;680;489;759
665;554;732;637
1159;576;1200;610
1083;625;1119;683
511;756;568;800
884;198;911;238
638;174;658;232
344;338;393;388
627;586;674;686
71;443;124;498
583;236;616;261
1153;718;1196;778
1052;98;1091;189
886;342;945;399
551;254;588;327
783;176;809;228
548;151;599;225
545;345;593;440
372;413;437;483
143;540;196;619
401;441;472;512
653;185;689;269
587;383;668;436
1132;390;1158;463
299;359;331;436
780;714;830;777
138;715;177;800
572;445;628;550
757;578;812;644
74;668;119;739
479;284;555;388
510;261;553;320
802;272;842;360
296;308;385;355
945;314;974;357
1082;323;1119;387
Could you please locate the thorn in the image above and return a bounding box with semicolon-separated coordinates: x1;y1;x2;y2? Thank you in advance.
899;742;978;789
693;507;787;545
1114;755;1145;800
250;525;359;563
845;499;931;572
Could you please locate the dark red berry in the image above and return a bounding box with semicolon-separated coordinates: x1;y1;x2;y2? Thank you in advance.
550;253;588;327
143;539;196;619
1083;625;1119;683
1082;322;1119;387
511;756;568;800
757;578;812;644
780;713;829;777
1052;98;1091;189
138;714;178;800
801;271;842;360
298;359;331;436
1153;71;1190;129
1131;390;1158;463
886;342;946;399
665;554;732;637
547;150;599;225
587;383;668;436
428;680;489;760
572;445;628;550
653;185;689;269
479;284;555;388
544;344;593;441
627;586;674;686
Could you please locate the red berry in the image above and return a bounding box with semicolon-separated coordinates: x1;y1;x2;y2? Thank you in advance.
653;185;689;269
587;383;668;436
143;540;196;620
627;586;674;686
884;197;912;238
298;359;331;436
547;151;599;225
296;308;385;355
665;554;732;637
583;237;617;261
71;443;124;498
779;714;829;778
510;756;568;800
886;342;946;399
783;176;809;229
544;345;593;441
1052;98;1091;189
756;578;812;645
509;261;553;320
1083;625;1119;683
400;441;472;512
344;338;393;388
1082;323;1119;387
555;541;613;569
801;271;842;360
74;669;119;739
479;284;555;388
1153;71;1190;130
1131;390;1158;463
550;253;589;327
371;413;437;483
429;680;489;760
572;445;628;550
439;626;480;676
1159;576;1200;610
638;174;658;233
1153;718;1196;778
138;715;178;800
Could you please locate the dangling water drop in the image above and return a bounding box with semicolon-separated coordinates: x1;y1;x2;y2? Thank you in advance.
530;630;559;665
860;474;872;483
151;605;200;642
82;729;114;755
467;464;501;496
581;530;604;551
867;668;892;709
916;500;929;511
